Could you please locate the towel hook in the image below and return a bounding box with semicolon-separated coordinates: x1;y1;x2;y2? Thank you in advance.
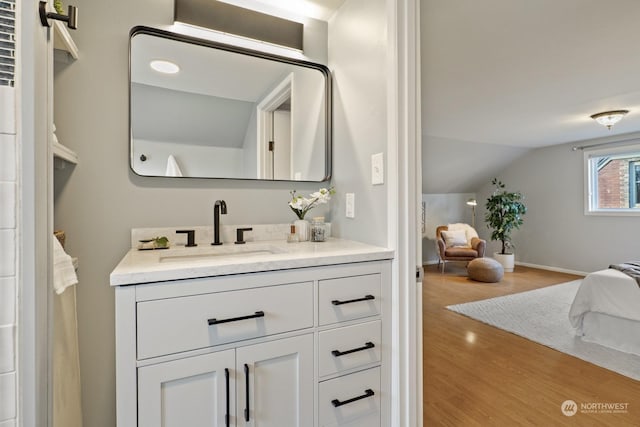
39;1;78;30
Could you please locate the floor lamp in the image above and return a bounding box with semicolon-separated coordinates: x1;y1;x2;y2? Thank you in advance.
466;198;477;228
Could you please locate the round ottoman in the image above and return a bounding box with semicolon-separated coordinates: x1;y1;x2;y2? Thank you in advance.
468;258;504;283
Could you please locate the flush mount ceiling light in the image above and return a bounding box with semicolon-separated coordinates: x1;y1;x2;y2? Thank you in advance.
590;110;629;130
150;59;180;74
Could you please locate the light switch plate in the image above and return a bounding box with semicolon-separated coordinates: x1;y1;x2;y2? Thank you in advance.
371;152;384;185
345;193;355;218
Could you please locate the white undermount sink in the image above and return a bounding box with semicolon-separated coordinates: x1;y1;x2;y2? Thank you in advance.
158;244;287;263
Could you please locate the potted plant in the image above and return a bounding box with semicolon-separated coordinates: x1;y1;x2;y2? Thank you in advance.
485;178;526;272
288;187;335;241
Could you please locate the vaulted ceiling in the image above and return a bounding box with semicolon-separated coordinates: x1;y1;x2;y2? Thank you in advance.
421;0;640;192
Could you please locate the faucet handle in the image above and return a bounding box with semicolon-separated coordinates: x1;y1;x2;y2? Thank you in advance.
176;230;197;247
235;228;253;245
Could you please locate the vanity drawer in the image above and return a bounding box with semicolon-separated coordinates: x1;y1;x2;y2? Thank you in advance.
318;320;381;377
319;367;381;427
318;274;381;326
136;281;313;359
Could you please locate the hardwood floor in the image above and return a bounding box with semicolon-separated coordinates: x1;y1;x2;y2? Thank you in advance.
423;263;640;426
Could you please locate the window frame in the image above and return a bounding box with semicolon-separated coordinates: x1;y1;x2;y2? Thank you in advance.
583;142;640;216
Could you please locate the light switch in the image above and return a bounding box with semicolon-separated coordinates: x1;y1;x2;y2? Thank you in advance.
371;152;384;185
346;193;355;218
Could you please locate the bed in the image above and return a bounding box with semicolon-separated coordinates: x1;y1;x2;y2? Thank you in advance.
569;268;640;356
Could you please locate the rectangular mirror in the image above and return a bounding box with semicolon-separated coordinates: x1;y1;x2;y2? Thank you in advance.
129;27;331;181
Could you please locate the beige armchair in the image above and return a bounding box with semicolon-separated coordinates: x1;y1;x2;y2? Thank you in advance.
436;225;486;273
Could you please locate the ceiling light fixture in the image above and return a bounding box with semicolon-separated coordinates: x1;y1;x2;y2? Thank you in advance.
150;59;180;74
590;110;629;130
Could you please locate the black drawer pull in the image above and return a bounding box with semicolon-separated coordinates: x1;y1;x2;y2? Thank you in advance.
332;341;375;357
224;368;230;427
332;295;375;306
244;364;250;422
208;311;265;326
331;389;375;407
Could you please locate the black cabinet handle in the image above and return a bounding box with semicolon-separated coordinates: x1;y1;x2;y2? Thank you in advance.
224;368;230;427
208;311;265;326
244;364;250;422
331;295;375;306
331;389;375;407
332;342;375;357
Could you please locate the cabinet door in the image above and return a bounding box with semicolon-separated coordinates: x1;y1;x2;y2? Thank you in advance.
138;349;236;427
236;334;313;427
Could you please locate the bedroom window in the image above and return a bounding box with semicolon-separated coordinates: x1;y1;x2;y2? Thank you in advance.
584;144;640;215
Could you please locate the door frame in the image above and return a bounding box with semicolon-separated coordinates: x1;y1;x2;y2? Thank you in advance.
256;73;293;179
387;0;423;425
18;1;54;426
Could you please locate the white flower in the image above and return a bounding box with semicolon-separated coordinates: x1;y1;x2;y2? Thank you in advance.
288;187;335;220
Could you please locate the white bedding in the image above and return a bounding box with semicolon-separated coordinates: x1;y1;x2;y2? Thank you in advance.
569;269;640;329
569;269;640;355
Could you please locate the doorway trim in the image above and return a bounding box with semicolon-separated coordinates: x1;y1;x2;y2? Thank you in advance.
256;73;293;179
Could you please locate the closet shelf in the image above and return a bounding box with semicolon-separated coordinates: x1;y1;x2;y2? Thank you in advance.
53;141;78;165
53;20;78;61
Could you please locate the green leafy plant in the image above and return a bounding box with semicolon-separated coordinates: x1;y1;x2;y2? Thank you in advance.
485;178;526;254
54;0;64;14
153;236;169;248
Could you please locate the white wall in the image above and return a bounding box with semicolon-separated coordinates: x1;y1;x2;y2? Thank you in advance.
290;66;326;180
328;0;388;247
0;85;17;427
53;1;331;426
133;139;245;178
421;193;476;264
475;134;640;273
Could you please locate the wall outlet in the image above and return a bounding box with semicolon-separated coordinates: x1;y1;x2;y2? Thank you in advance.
371;152;384;185
345;193;355;218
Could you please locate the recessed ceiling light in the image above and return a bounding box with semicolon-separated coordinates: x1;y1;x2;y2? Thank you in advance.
150;59;180;74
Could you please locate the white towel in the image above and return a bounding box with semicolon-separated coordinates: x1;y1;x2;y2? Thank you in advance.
53;237;78;295
165;154;183;177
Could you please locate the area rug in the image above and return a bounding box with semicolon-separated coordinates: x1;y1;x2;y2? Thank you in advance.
447;280;640;381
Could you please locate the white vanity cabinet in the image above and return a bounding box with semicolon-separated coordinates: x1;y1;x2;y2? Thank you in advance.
137;334;313;427
113;250;392;427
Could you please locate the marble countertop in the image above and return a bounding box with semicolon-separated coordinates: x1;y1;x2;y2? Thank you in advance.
110;238;394;286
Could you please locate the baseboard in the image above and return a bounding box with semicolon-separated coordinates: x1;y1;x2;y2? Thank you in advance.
515;261;588;277
423;259;589;276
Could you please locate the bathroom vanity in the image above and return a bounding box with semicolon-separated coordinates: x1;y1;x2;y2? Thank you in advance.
111;233;393;426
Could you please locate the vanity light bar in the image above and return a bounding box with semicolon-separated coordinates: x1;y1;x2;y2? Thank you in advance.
174;0;303;51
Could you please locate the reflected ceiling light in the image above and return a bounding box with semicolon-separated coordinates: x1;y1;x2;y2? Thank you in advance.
590;110;629;130
150;59;180;74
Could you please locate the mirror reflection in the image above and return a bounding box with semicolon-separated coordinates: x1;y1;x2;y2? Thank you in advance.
129;27;331;181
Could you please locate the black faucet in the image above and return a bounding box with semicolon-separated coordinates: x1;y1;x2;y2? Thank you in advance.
212;200;227;245
235;227;253;244
176;229;197;247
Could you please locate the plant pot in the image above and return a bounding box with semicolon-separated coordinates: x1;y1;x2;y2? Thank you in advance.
493;252;514;273
294;219;310;242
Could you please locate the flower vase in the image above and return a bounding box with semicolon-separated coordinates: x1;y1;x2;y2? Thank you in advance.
294;219;310;242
